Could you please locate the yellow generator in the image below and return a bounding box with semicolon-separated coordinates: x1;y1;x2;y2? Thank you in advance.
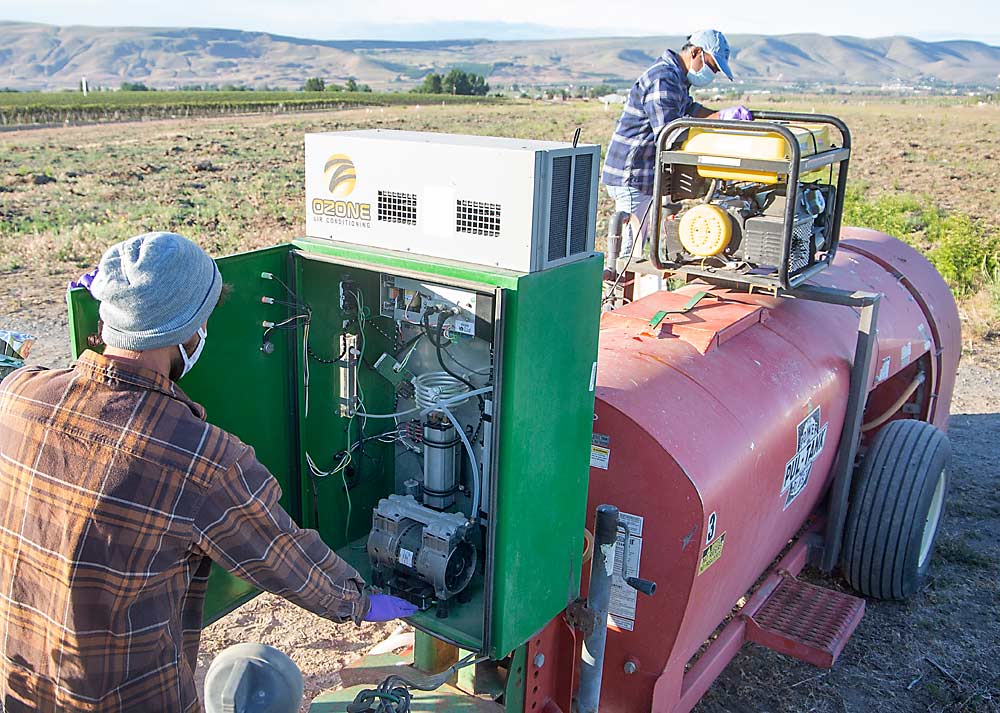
649;111;851;290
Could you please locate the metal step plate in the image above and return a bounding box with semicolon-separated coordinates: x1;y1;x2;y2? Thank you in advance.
745;575;865;668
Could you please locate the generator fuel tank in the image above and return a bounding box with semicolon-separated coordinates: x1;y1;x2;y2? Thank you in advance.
586;228;960;712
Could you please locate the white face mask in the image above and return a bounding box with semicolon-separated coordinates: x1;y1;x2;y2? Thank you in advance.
688;60;716;87
178;327;207;378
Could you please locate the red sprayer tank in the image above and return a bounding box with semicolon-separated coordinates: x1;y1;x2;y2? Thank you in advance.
582;229;960;712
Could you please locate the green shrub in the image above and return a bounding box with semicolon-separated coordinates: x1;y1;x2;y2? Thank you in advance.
929;213;1000;294
843;186;1000;295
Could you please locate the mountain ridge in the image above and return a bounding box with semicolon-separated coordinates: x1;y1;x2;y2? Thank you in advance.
2;21;998;91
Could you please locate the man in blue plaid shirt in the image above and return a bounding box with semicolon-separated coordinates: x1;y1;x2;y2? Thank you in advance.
601;29;752;260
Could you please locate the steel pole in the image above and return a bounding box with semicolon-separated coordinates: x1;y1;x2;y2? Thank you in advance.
575;504;619;713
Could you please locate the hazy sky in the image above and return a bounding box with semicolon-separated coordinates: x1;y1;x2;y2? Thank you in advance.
2;0;997;44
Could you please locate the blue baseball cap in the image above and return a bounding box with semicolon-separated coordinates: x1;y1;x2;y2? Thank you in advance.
689;29;734;81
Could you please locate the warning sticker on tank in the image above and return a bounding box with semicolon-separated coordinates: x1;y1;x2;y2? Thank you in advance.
901;342;912;368
607;511;643;631
698;532;726;575
782;406;828;510
590;433;611;470
398;548;415;568
618;511;644;537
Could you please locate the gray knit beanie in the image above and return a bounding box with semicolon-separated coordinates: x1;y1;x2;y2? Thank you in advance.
91;232;223;352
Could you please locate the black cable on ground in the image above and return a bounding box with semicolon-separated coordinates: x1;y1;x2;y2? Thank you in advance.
347;655;484;713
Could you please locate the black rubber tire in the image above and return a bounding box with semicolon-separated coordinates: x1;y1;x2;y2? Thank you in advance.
841;419;950;600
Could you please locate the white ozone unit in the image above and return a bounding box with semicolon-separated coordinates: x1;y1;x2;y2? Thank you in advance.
304;130;601;273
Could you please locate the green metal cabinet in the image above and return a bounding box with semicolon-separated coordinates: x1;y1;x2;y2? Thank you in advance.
67;238;602;660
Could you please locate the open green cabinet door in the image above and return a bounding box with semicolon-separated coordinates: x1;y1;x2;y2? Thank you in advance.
68;236;603;662
67;244;302;624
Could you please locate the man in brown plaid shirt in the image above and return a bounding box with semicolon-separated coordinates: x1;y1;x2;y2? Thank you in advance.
0;232;415;712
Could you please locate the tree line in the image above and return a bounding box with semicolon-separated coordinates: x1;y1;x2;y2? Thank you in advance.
302;77;373;92
414;70;490;96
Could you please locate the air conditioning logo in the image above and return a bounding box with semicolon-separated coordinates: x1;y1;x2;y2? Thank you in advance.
324;154;357;197
311;152;371;227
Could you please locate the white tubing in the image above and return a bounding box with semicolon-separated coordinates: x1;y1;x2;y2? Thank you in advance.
413;371;468;410
358;386;494;420
438;402;481;521
354;405;423;420
357;385;494;521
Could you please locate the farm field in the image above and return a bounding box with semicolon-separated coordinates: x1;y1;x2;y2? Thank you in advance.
0;89;492;126
1;99;999;712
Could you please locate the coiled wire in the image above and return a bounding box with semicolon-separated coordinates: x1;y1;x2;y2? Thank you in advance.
412;371;470;411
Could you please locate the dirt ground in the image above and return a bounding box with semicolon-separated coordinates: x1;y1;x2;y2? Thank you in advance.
2;100;998;711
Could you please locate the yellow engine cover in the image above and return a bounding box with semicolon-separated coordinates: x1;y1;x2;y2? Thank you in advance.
682;123;832;184
679;204;732;257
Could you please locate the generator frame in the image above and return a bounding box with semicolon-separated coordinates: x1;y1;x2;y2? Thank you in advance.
649;111;852;291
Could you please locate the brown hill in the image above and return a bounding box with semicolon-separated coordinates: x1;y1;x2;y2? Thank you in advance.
2;21;998;90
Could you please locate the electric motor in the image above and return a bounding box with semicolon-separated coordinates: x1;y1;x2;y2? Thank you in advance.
368;494;477;614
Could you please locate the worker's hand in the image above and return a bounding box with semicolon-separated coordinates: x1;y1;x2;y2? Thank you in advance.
364;594;419;622
68;267;99;292
718;105;753;121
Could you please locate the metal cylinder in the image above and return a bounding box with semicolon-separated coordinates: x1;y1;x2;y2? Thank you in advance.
605;211;627;274
423;419;460;509
576;504;619;713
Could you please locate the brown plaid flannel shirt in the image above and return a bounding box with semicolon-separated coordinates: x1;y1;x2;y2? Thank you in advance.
0;351;368;712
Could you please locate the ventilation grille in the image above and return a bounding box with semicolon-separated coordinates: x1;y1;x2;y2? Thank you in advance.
377;190;417;225
547;153;594;264
547;156;571;261
570;153;593;255
456;199;501;237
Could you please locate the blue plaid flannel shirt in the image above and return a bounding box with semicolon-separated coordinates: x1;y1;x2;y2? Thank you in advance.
601;50;704;194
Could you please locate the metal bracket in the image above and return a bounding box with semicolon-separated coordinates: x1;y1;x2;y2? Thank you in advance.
338;332;360;417
648;290;711;329
564;597;598;638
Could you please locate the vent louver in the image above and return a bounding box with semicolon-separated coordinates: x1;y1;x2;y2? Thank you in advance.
570;153;593;255
547;156;571;262
546;154;593;265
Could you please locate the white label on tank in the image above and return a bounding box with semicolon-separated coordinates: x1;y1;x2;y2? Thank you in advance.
918;323;932;352
618;511;644;537
398;548;415;568
706;511;718;544
591;433;611;470
590;446;610;470
608;529;643;628
782;406;828;510
877;356;891;382
609;614;634;631
901;342;912;368
589;361;598;392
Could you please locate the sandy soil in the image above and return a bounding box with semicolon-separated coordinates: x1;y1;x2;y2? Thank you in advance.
3;101;998;712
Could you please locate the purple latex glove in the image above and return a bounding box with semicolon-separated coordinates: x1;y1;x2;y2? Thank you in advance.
68;267;99;292
364;594;419;622
718;105;753;121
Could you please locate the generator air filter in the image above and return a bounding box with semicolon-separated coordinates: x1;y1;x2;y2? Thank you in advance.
679;204;732;257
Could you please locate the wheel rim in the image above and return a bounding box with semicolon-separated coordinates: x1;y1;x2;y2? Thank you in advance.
918;469;946;568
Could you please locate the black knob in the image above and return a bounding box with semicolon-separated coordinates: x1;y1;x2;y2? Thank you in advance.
626;577;657;596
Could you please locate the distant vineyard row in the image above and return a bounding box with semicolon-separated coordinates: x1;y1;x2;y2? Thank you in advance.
0;91;495;126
